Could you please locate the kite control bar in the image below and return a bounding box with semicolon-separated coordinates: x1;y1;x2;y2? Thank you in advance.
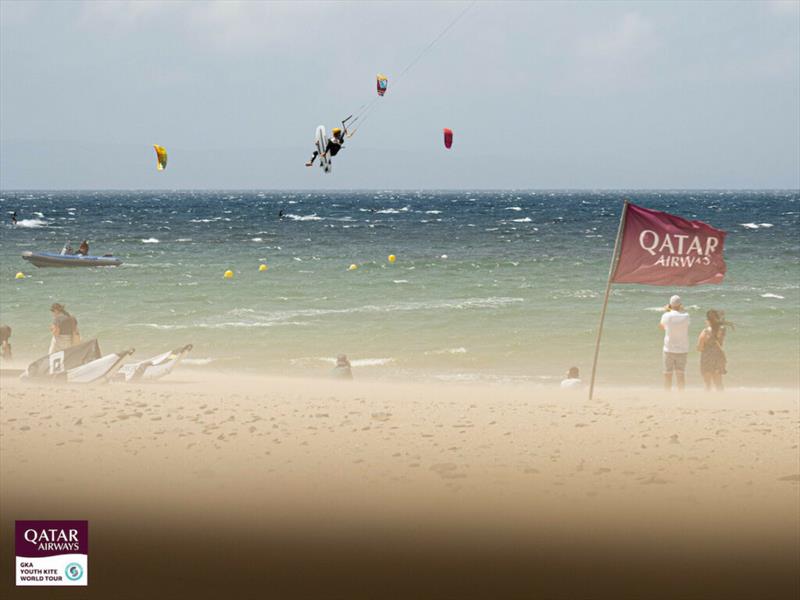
341;115;354;138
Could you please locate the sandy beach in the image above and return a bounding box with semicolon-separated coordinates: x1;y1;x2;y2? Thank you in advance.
1;371;797;598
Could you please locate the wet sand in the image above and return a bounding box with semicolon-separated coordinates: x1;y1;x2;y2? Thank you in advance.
1;372;798;598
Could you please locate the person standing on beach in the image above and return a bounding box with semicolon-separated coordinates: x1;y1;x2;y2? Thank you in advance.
659;295;690;391
49;303;79;354
697;309;730;391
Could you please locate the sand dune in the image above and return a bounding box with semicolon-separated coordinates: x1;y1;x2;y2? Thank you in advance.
1;372;798;598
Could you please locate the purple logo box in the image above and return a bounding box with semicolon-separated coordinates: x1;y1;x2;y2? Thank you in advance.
16;521;88;558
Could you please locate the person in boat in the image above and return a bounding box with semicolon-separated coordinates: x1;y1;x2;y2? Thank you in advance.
77;240;89;256
49;303;80;354
331;354;353;380
0;324;11;360
60;242;74;256
305;127;346;167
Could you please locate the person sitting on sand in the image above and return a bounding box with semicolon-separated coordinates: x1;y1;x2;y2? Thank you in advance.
560;366;582;389
697;309;731;392
49;303;79;354
77;240;89;256
0;324;11;360
659;295;690;391
332;354;353;380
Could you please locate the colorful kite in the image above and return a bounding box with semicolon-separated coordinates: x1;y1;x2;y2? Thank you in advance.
376;74;388;97
443;128;453;149
153;145;168;171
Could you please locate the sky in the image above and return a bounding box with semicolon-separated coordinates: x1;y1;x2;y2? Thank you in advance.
1;0;798;189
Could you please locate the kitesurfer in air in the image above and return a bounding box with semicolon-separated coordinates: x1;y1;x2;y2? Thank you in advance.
305;127;346;167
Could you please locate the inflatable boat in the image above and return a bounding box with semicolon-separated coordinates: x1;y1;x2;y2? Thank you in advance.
22;251;122;268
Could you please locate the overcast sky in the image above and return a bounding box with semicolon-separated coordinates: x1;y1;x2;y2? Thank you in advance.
1;0;798;189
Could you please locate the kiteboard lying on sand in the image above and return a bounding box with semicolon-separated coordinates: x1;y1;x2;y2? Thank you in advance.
22;251;122;268
315;125;331;174
20;339;134;383
117;344;193;382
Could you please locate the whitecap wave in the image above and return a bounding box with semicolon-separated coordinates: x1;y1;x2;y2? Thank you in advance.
15;218;48;228
285;213;322;221
141;237;159;243
760;293;785;299
741;222;774;229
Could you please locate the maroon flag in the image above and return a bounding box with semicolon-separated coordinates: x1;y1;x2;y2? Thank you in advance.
611;202;726;286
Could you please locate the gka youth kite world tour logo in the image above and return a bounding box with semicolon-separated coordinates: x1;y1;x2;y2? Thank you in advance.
15;520;88;586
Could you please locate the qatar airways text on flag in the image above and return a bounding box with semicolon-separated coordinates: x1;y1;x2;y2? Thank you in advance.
611;203;726;286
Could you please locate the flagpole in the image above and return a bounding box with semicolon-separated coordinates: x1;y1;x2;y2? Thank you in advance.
588;199;629;401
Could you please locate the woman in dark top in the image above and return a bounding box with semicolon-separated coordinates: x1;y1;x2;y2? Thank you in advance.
697;309;730;391
49;303;79;354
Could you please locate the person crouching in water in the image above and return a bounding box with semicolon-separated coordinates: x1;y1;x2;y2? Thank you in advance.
49;303;80;354
697;309;731;391
659;295;690;391
305;128;345;167
560;366;582;389
332;354;353;380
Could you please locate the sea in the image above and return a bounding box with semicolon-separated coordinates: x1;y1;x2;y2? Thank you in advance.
1;190;798;388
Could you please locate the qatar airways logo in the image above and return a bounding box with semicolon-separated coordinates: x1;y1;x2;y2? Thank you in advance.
23;528;81;552
638;230;721;268
16;520;88;587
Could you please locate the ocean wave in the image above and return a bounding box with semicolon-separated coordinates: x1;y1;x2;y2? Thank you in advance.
426;347;467;355
512;217;532;223
285;213;322;221
505;207;522;211
740;222;774;229
292;356;394;367
141;237;159;243
644;304;701;312
760;293;785;299
135;321;311;330
15;218;48;228
219;297;524;327
251;237;263;242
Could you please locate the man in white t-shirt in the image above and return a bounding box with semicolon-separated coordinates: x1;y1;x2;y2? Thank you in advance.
659;295;690;391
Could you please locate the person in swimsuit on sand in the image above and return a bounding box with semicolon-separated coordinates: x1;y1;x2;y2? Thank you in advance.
697;309;731;391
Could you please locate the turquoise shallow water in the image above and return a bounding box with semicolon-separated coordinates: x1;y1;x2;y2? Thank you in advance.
1;190;798;387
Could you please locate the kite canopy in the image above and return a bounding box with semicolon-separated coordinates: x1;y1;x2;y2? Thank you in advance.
443;128;453;149
153;145;167;170
376;74;388;96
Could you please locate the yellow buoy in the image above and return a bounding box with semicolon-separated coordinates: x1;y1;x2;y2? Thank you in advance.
15;272;25;279
259;264;268;272
388;254;396;264
223;270;234;279
348;264;358;271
